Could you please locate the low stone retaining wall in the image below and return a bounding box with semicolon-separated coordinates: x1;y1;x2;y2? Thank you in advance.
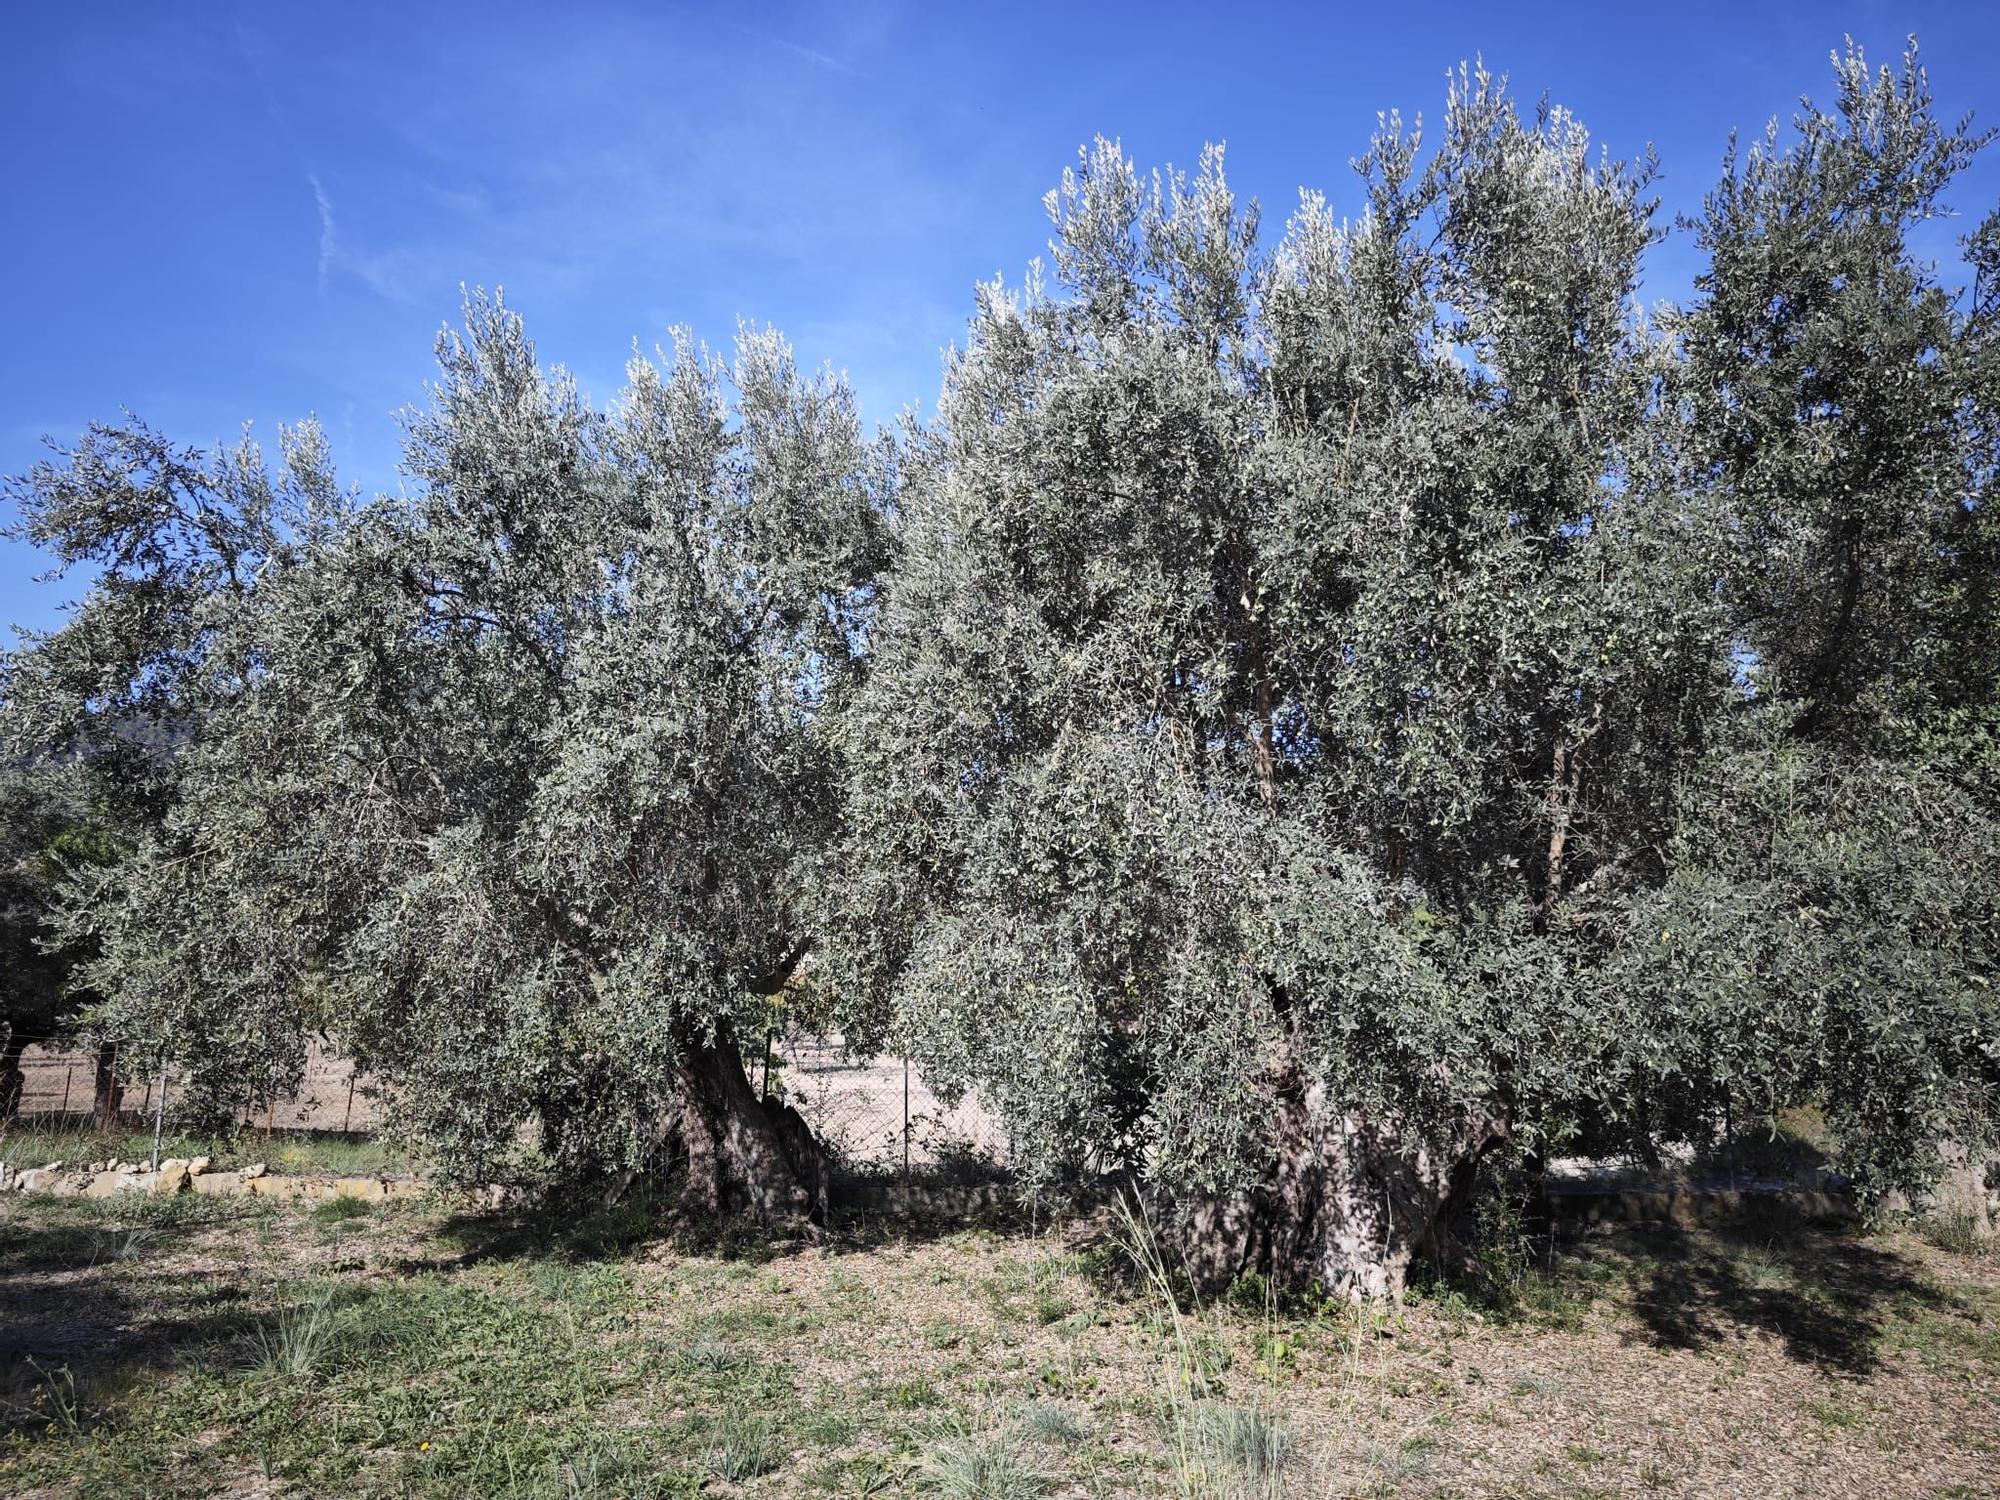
1543;1181;1859;1230
831;1172;1012;1219
0;1156;471;1205
1;1156;996;1215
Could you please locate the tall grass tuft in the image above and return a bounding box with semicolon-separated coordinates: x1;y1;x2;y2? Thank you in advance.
1110;1193;1305;1500
1;1358;85;1437
704;1411;778;1482
1917;1207;1991;1256
1022;1400;1085;1445
250;1295;337;1383
86;1224;159;1266
923;1425;1048;1499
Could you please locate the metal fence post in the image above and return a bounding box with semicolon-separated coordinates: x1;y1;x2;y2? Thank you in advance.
902;1056;911;1185
342;1073;357;1134
151;1053;168;1172
60;1062;73;1118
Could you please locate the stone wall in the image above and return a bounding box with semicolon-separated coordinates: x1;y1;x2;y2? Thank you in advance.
0;1155;474;1205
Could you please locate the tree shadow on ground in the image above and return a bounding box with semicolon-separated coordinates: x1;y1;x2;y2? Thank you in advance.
0;1200;270;1434
1578;1214;1950;1376
410;1160;1036;1275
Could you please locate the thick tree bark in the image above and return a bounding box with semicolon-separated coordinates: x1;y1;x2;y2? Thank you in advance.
92;1044;124;1131
1533;699;1603;936
673;1038;826;1226
0;1035;28;1122
1165;1079;1506;1302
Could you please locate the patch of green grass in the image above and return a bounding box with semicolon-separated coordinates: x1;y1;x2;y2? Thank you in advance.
1734;1241;1793;1290
1;1358;86;1438
924;1317;967;1350
800;1408;859;1447
522;1258;637;1310
0;1191;256;1276
671;1339;747;1377
878;1377;942;1410
1363;1436;1434;1485
1916;1209;1991;1257
85;1223;160;1265
1804;1396;1864;1430
1880;1293;2000;1376
1223;1269;1275;1315
1032;1283;1076;1325
310;1193;373;1225
0;1124;197;1171
556;1444;703;1498
810;1453;902;1496
7;1188;1998;1500
1193;1401;1294;1487
0;1124;409;1178
266;1133;412;1177
247;1295;338;1382
106;1274;640;1496
1509;1263;1597;1329
704;1300;816;1339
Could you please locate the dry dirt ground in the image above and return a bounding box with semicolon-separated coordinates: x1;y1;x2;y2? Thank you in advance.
0;1184;1994;1499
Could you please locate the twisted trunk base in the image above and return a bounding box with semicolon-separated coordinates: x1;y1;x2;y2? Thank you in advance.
673;1041;826;1226
1166;1083;1506;1302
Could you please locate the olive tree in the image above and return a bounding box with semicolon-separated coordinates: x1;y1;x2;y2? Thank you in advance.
1682;38;1999;739
6;298;889;1213
835;45;1997;1296
4;39;1990;1293
3;417;329;1125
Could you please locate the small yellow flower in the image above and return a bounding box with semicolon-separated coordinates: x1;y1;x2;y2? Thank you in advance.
419;1442;430;1452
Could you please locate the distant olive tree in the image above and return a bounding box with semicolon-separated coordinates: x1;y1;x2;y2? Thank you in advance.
0;764;117;1119
3;416;326;1126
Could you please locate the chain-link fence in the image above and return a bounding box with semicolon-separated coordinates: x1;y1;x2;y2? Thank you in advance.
6;1034;1008;1176
763;1029;1008;1175
4;1042;384;1134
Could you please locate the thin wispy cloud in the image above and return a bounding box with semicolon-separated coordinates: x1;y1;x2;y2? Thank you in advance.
734;22;862;76
308;173;337;298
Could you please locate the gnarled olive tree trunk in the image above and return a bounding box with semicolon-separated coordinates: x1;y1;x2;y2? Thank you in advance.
1166;1080;1506;1301
92;1043;125;1130
672;1038;827;1226
0;1034;29;1122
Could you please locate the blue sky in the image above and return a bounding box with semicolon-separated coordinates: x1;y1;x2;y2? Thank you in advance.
5;1;1998;635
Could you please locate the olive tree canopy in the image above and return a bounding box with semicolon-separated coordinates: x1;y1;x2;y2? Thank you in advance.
4;38;1993;1299
831;43;1999;1295
5;298;890;1214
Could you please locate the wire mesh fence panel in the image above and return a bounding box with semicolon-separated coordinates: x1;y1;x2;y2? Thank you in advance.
6;1042;384;1134
8;1033;1007;1181
769;1029;1008;1175
244;1044;385;1133
12;1051;98;1120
